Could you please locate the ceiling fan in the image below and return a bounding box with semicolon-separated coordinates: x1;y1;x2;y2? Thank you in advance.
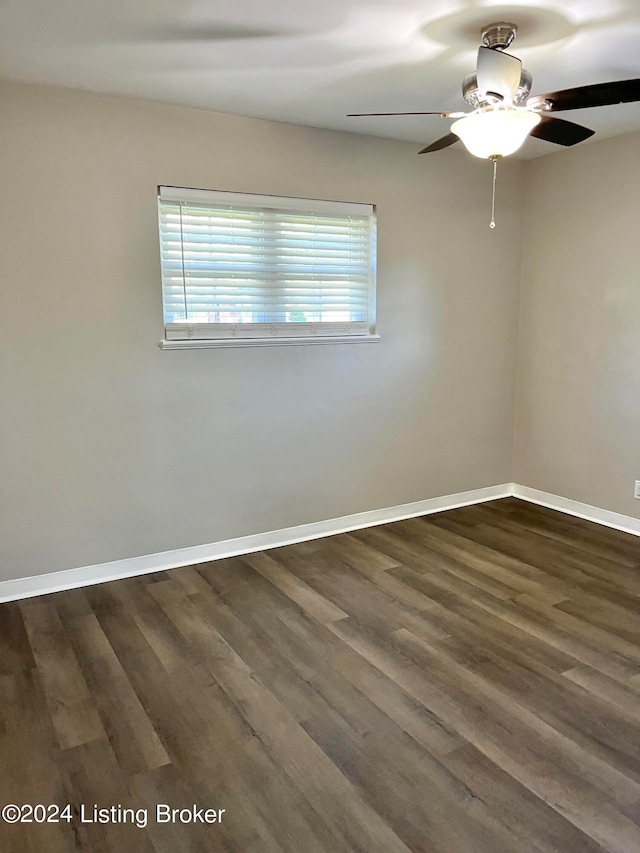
348;22;640;160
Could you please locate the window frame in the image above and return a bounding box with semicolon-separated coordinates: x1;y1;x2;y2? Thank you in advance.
157;186;378;348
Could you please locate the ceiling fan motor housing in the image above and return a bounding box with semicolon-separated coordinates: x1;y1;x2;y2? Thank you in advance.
462;68;532;107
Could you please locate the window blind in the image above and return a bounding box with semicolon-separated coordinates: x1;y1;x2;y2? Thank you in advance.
158;186;376;340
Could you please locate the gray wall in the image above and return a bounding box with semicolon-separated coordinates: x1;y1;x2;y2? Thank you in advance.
514;131;640;518
0;82;524;581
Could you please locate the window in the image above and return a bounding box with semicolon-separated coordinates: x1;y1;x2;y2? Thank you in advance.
158;186;376;346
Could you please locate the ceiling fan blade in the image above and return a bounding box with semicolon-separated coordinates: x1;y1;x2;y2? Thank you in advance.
528;115;595;146
347;111;459;117
418;133;459;154
476;46;522;102
529;78;640;112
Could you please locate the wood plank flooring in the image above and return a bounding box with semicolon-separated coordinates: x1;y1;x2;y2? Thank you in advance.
1;497;640;852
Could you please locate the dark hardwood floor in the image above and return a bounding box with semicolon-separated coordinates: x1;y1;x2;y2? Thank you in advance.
1;497;640;852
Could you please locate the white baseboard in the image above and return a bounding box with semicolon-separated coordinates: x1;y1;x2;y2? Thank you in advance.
0;483;510;603
3;482;637;603
512;484;640;537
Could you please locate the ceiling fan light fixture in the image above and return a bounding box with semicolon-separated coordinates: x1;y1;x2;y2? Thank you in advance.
451;109;541;158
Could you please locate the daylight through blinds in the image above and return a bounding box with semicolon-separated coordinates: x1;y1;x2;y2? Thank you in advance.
158;187;376;340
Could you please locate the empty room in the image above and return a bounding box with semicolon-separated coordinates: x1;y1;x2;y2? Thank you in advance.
1;1;640;851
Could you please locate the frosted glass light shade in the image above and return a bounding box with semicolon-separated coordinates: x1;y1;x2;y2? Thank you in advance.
451;109;541;158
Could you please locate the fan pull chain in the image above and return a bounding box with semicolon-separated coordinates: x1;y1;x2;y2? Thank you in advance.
489;155;499;229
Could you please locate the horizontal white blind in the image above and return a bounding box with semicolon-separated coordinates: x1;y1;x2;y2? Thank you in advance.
158;187;376;340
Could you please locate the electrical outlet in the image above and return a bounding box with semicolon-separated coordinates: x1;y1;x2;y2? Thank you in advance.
635;481;640;499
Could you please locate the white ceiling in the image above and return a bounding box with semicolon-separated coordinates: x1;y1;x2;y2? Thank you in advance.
1;0;639;158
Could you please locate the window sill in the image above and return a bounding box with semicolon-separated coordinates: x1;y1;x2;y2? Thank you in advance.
159;335;380;350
